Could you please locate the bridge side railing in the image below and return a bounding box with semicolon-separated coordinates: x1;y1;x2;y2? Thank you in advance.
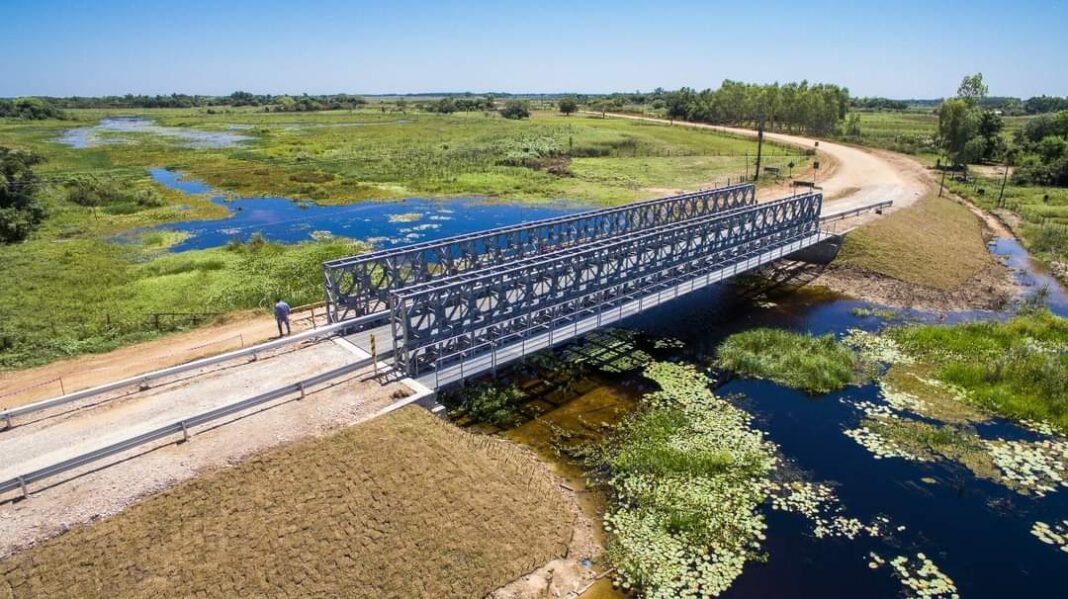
0;357;372;500
323;184;756;321
0;312;386;430
390;193;822;375
420;231;832;387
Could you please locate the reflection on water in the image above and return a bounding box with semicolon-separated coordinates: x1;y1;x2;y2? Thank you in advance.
58;117;253;149
147;168;591;252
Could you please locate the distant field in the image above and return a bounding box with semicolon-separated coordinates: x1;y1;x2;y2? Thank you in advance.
0;108;803;206
840;110;1033;156
0;108;810;369
0;407;572;598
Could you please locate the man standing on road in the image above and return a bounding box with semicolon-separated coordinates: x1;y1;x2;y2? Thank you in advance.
274;298;292;337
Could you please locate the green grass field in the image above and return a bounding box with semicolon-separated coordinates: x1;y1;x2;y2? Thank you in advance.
0;108;807;369
946;175;1068;265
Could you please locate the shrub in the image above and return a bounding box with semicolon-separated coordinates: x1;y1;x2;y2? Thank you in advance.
716;328;858;393
499;100;531;120
0;146;46;243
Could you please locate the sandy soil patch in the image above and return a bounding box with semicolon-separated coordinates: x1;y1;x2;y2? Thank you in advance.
1;407;575;599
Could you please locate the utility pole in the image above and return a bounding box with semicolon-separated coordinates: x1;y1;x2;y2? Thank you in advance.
753;114;765;183
997;162;1010;208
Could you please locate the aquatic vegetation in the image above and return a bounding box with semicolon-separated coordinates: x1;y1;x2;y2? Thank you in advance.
842;328;914;366
387;212;423;223
881;365;987;424
843;421;931;462
602;362;777;598
767;481;884;540
716;328;859;394
652;336;686;350
886;553;959;598
442;382;528;427
985;438;1068;497
1030;520;1068;553
850;306;901;320
886;310;1068;433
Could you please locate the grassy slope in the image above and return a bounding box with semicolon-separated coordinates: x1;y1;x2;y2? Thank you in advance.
837;195;993;290
0;407;572;598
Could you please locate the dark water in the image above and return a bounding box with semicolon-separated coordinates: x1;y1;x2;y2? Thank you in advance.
147;168;590;252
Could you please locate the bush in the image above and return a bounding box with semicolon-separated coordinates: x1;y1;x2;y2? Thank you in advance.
0;146;46;243
499;100;531;120
66;176;165;211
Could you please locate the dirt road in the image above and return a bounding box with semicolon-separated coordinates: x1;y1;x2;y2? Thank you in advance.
594;112;931;213
0;306;326;408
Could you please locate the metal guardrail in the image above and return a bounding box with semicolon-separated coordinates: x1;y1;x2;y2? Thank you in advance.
0;357;372;499
819;200;893;223
0;312;386;429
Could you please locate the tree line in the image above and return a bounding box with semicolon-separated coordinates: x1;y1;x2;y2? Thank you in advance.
654;81;851;135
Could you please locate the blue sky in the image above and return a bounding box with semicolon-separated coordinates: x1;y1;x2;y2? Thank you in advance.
2;0;1065;98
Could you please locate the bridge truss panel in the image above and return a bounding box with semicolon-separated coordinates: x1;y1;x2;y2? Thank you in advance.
389;193;823;376
322;183;756;321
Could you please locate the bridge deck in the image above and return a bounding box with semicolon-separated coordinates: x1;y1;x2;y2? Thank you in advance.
415;231;832;389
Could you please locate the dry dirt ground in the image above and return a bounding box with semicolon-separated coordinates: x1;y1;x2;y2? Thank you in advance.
0;305;326;408
1;407;579;599
0;339;414;559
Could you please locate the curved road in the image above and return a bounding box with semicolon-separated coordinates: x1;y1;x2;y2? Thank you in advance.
593;112;930;213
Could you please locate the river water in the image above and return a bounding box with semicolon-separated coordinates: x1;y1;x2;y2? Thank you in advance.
147;165;1068;596
147;168;590;252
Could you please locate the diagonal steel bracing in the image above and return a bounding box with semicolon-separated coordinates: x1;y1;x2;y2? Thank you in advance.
322;183;756;321
389;193;823;376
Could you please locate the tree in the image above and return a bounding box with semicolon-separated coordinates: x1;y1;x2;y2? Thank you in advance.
499;100;531;120
558;97;578;116
938;98;979;165
976;110;1005;162
956;73;988;107
0;147;46;243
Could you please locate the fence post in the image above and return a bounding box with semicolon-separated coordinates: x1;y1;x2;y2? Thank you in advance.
58;378;66;396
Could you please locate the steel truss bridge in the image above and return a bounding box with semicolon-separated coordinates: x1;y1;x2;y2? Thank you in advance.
323;184;887;389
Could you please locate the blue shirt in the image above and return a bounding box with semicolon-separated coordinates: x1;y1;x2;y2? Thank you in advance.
274;301;291;320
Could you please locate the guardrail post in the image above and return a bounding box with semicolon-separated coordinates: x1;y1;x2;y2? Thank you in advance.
3;413;11;430
139;377;150;391
18;476;27;500
298;382;306;400
180;422;189;443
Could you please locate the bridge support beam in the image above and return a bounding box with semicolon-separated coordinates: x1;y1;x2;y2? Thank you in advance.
786;234;842;265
